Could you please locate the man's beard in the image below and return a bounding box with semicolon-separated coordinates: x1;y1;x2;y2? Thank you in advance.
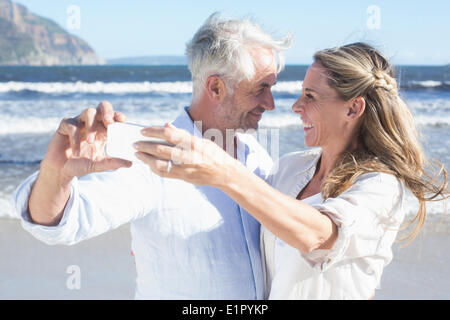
216;97;262;131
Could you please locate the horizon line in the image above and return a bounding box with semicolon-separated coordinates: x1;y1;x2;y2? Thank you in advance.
0;63;448;67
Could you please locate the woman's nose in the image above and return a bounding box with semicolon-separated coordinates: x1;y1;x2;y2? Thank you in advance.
292;97;304;114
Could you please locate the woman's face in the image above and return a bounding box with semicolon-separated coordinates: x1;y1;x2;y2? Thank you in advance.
292;62;352;149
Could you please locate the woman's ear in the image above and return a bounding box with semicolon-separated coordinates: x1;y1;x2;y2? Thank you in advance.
346;97;365;120
205;75;227;102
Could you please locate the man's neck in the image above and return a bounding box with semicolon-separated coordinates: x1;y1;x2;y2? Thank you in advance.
187;106;237;158
187;104;217;135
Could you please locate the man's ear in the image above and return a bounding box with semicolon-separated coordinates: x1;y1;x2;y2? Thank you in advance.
346;96;365;120
205;75;227;102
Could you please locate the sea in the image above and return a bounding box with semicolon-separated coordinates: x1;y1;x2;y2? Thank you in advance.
0;65;448;220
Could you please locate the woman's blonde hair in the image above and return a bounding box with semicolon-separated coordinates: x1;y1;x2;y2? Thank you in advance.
314;42;448;244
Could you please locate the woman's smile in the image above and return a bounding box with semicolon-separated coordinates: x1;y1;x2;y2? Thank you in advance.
303;122;315;130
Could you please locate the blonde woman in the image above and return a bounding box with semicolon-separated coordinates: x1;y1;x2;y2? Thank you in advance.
135;43;448;299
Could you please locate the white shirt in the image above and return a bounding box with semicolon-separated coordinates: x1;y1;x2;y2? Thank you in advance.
261;148;406;299
14;107;273;299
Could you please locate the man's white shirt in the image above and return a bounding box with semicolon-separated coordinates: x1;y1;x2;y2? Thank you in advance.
14;107;273;299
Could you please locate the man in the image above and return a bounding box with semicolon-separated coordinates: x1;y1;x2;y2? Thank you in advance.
14;13;292;299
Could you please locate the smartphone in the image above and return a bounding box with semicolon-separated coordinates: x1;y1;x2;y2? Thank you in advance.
105;122;172;162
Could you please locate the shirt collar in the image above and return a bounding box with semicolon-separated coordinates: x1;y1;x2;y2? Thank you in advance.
171;106;203;138
295;148;322;177
171;106;258;164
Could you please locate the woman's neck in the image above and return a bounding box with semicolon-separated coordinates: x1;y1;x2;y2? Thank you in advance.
315;150;337;182
317;142;358;182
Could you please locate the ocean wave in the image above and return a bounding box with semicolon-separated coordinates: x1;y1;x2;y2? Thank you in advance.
403;80;450;90
1;79;449;95
0;114;302;135
259;114;301;127
271;80;450;92
272;81;303;93
0;115;176;135
0;80;305;95
0;117;61;134
0;81;194;94
408;99;450;112
263;114;450;128
402;194;448;220
0;160;41;165
413;115;450;127
1;112;448;135
0;198;17;219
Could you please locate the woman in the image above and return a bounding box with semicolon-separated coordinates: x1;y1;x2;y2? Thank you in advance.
134;43;448;299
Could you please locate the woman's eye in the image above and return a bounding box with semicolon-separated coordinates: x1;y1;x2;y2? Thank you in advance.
302;92;314;100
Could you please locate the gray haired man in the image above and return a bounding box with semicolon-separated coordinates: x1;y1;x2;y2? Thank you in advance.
15;13;292;299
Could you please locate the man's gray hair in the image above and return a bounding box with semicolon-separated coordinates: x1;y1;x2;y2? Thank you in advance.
186;12;293;101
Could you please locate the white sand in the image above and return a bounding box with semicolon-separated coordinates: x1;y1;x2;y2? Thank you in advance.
1;217;449;300
374;218;450;300
0;219;136;299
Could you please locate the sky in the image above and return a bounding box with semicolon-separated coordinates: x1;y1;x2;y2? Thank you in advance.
14;0;450;65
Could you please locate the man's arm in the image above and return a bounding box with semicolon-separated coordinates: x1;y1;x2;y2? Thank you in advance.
14;101;169;246
16;161;160;246
28;164;72;226
27;101;131;226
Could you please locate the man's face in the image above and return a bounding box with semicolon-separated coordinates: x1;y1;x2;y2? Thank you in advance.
215;48;278;131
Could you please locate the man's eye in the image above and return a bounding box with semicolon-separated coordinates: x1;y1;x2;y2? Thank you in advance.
306;93;314;99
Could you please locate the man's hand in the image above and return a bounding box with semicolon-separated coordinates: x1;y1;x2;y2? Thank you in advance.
29;101;131;226
42;101;132;182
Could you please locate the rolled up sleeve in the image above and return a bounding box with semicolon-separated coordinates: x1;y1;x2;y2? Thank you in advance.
15;171;81;245
14;163;160;246
301;172;405;273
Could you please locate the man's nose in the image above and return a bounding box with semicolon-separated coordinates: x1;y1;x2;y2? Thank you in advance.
262;91;275;111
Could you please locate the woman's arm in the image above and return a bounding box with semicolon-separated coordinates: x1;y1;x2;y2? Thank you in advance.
219;158;338;253
134;124;338;254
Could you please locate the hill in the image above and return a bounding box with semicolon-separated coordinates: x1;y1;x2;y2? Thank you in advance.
0;0;104;65
107;55;187;65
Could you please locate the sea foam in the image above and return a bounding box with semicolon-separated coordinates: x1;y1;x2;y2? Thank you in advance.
0;80;306;94
1;80;448;94
0;81;193;94
1;113;449;136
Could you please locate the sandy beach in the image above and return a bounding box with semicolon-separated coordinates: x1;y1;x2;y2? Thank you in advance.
0;218;136;300
375;216;450;300
1;215;449;300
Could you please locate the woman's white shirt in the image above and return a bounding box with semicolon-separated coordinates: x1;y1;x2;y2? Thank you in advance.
261;148;406;299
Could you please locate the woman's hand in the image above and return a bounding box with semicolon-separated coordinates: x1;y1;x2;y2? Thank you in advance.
133;123;237;187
